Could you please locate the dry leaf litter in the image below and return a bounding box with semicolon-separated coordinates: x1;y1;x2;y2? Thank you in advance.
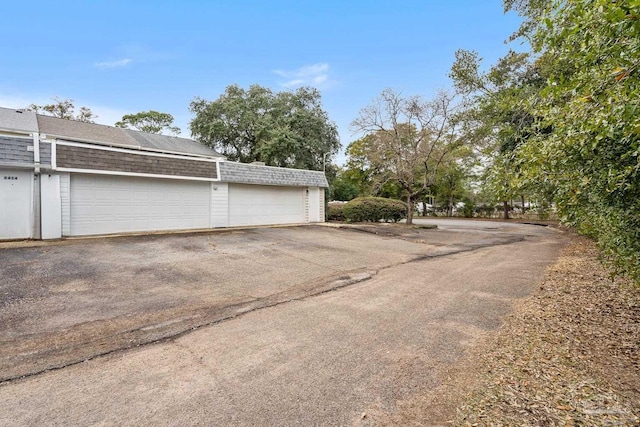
377;235;639;426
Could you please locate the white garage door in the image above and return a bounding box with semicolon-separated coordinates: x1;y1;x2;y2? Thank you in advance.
228;184;304;227
0;169;32;239
69;174;211;236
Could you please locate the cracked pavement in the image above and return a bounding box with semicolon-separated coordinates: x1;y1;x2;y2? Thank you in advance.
0;220;566;425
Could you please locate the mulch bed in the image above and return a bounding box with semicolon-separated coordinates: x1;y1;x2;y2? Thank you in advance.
377;235;639;426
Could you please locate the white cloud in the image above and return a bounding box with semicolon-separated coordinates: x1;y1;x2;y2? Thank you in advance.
274;63;334;89
93;58;132;69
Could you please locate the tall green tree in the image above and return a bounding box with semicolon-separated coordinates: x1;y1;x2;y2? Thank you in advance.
115;111;180;135
329;168;360;201
432;160;470;217
28;97;97;123
351;88;467;224
517;0;639;280
480;0;640;280
189;84;339;170
341;135;378;198
449;49;548;218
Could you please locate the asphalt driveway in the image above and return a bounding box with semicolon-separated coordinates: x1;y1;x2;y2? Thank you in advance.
0;222;558;381
2;225;429;380
0;220;567;425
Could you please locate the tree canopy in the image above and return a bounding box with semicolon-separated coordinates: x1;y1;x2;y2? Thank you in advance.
115;110;180;135
350;88;467;224
518;0;640;281
28;97;96;123
449;48;551;218
189;84;339;170
457;0;640;281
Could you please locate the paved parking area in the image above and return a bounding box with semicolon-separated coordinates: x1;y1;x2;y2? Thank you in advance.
2;225;436;380
0;221;566;425
0;222;560;381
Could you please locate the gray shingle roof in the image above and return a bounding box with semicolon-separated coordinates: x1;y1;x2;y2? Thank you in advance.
35;114;223;158
125;129;219;158
219;161;328;187
0;107;328;187
37;114;136;145
0;108;38;133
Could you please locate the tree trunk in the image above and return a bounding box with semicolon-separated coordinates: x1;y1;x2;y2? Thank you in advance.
503;200;509;220
406;195;414;225
449;195;454;217
421;201;427;217
521;195;526;213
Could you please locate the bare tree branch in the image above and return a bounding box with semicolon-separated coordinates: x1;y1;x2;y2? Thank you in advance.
349;88;468;224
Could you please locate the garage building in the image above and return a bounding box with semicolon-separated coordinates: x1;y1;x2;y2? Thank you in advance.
0;107;327;240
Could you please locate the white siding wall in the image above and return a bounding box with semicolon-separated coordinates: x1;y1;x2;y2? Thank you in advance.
319;187;325;222
32;174;40;239
60;173;71;236
210;182;229;228
0;169;33;239
307;187;319;222
304;188;310;222
40;173;62;239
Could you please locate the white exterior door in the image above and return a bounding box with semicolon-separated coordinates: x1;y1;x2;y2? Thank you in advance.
228;184;304;226
0;169;32;239
69;174;211;236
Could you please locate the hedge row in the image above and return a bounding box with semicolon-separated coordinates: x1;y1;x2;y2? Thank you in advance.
341;197;407;223
327;204;345;221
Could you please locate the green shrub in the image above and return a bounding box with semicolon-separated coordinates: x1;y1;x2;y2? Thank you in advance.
461;198;475;218
343;197;407;223
327;204;345;221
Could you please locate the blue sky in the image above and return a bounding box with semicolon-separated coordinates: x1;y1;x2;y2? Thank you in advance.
0;1;524;163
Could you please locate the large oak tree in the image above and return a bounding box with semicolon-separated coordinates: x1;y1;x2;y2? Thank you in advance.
115;111;180;135
189;84;339;170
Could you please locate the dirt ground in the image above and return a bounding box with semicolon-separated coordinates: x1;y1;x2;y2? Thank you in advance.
374;235;640;426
